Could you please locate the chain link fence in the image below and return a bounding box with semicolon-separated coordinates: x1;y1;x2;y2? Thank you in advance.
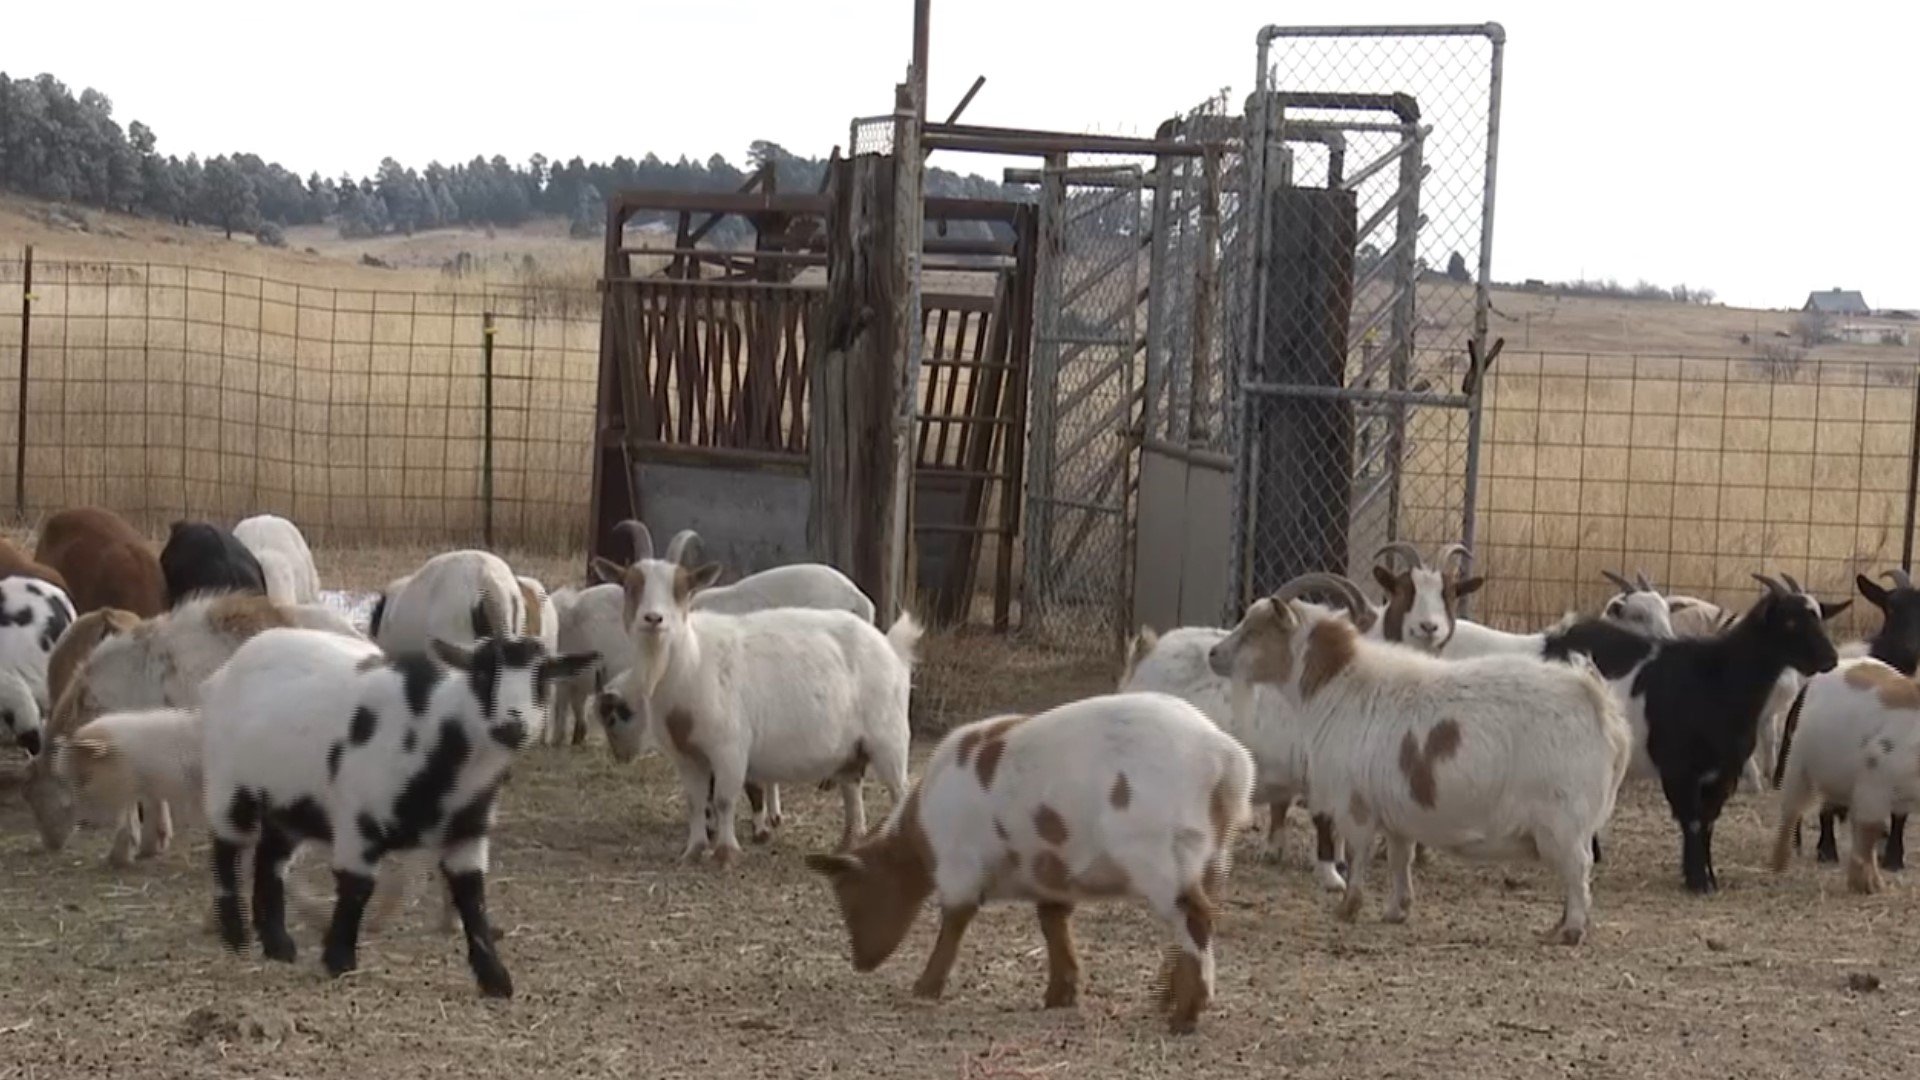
1227;25;1504;615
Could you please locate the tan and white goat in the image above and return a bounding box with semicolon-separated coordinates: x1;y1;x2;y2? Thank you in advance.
805;690;1255;1035
1208;590;1633;944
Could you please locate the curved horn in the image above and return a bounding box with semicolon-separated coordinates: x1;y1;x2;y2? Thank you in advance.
1600;569;1637;594
1780;572;1804;594
1751;572;1789;597
1883;568;1915;590
1270;572;1371;616
613;519;654;562
1634;570;1653;592
663;529;701;566
1372;541;1427;570
1432;543;1474;577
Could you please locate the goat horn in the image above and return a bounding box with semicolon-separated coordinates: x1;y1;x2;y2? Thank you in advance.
1270;572;1371;617
1600;570;1636;593
663;529;700;566
1751;573;1789;597
1432;543;1474;576
1883;568;1915;590
1634;570;1653;592
1372;541;1427;570
1780;572;1804;593
613;519;654;562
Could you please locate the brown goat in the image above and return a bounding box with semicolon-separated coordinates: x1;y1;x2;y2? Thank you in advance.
35;507;166;618
0;536;68;592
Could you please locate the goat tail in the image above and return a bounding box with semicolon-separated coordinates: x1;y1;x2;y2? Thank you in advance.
1205;740;1260;890
883;609;924;667
1772;681;1812;791
1119;625;1160;689
470;581;512;642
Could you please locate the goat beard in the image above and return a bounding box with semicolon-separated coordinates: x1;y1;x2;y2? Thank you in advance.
632;634;671;701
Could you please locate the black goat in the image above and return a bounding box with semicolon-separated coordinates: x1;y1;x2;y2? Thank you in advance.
159;520;267;607
1780;568;1920;869
1543;573;1847;894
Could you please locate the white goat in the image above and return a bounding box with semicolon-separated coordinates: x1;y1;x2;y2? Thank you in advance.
805;691;1255;1035
1770;657;1920;894
591;532;876;623
1119;584;1353;892
24;592;362;863
593;519;918;863
368;549;523;655
1207;594;1633;944
201;626;592;997
550;583;626;748
233;514;321;605
0;574;76;757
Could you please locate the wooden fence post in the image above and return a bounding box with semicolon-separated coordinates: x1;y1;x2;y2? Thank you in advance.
15;244;32;518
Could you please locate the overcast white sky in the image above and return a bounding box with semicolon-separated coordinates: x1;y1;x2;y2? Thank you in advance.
4;1;1914;309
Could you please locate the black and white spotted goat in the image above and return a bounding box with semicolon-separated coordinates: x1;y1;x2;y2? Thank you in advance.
200;618;593;997
0;573;76;756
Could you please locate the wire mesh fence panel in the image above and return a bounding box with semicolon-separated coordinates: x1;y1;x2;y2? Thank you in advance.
1475;350;1920;645
1022;165;1144;659
849;115;896;156
0;254;598;551
1229;26;1504;617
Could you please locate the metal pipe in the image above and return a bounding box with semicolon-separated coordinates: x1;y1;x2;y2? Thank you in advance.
1459;23;1507;619
1241;381;1471;409
1905;362;1920;573
944;75;986;125
924;129;1210;158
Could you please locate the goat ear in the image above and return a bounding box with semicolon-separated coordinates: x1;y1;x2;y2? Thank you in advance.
1451;575;1486;599
544;652;598;682
429;638;474;671
1857;574;1889;610
804;852;863;879
1371;565;1398;593
589;558;625;585
1667;598;1695;611
688;562;724;593
1819;598;1853;622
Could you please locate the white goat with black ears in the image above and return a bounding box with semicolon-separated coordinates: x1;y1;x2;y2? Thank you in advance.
200;619;593;997
595;519;918;864
0;574;76;757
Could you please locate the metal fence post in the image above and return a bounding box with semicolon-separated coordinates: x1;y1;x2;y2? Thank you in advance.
482;311;496;549
15;244;32;519
1903;359;1920;574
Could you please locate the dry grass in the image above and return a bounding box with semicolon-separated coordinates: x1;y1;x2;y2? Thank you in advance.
7;197;1920;633
0;538;1908;1077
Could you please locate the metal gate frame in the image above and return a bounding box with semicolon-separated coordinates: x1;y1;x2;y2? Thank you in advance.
1022;163;1145;656
1227;22;1506;619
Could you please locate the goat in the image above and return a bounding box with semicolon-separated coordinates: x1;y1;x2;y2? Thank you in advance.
0;536;69;593
550;583;624;748
1770;656;1920;894
1206;585;1632;943
368;550;523;655
0;574;75;758
232;514;321;605
1598;568;1786;792
159;520;268;607
1117;574;1370;892
593;519;918;862
804;691;1255;1034
24;592;362;862
34;507;165;617
1777;568;1920;869
588;533;876;623
201;626;592;996
1540;573;1846;893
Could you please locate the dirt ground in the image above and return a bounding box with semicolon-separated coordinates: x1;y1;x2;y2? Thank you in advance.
0;546;1914;1078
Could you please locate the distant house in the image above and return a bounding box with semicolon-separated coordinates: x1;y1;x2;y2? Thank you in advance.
1804;288;1870;316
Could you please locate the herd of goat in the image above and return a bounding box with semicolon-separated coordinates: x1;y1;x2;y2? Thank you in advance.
1;507;1918;1035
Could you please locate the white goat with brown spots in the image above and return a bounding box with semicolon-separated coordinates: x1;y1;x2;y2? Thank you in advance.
804;690;1255;1035
1770;657;1920;894
1207;588;1633;944
593;520;918;863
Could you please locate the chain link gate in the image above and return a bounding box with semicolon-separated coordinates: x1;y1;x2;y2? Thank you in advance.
1022;164;1144;657
1226;24;1506;618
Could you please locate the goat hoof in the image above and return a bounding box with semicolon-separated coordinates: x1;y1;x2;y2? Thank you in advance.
750;827;774;845
1816;847;1840;864
322;949;357;979
260;932;298;964
711;844;741;867
1043;983;1079;1009
1540;923;1586;946
1881;854;1905;872
1334;893;1363;922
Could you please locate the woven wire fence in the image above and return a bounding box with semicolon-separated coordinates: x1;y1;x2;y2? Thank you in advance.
1474;349;1920;645
0;254;598;551
1230;26;1502;612
849;114;896;156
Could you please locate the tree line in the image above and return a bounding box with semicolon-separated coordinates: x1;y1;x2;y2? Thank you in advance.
0;71;1022;248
